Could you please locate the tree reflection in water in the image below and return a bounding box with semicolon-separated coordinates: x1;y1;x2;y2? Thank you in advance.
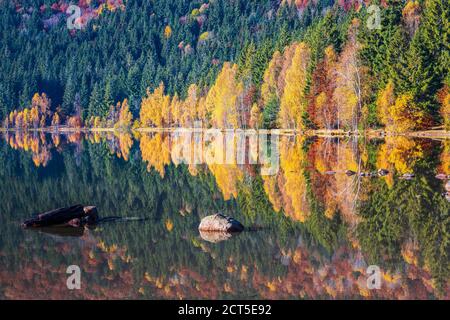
0;131;448;299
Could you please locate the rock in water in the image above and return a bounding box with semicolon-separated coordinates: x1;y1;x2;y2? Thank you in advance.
199;230;233;243
198;214;244;233
435;173;447;180
345;170;356;176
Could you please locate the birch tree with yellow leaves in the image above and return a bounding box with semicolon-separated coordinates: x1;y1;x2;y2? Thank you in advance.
140;83;171;127
333;19;366;131
278;42;311;130
205;63;244;128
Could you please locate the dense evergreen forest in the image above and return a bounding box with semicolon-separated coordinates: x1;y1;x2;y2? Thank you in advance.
0;0;329;119
0;0;448;131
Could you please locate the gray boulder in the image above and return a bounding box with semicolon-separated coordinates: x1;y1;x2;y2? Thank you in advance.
199;214;244;233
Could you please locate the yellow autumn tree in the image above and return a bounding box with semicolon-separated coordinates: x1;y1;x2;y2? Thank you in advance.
182;84;200;127
376;80;396;128
261;50;283;105
164;25;172;38
333;19;365;131
205;63;243;128
278;42;311;130
249;103;261;129
437;85;449;130
390;94;425;132
170;93;182;127
51;112;60;127
115;99;133;129
140;83;171;127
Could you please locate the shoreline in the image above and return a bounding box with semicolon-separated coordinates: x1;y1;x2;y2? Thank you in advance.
0;127;449;139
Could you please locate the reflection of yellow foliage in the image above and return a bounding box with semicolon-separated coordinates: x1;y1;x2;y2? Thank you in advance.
266;281;277;292
164;25;172;38
116;133;133;161
262;175;282;212
402;241;419;266
382;272;401;284
314;156;328;174
6;132;51;167
140;134;171;177
377;137;424;175
208;164;244;200
224;283;233;293
279;137;309;222
165;219;174;232
107;259;115;271
205;133;244;200
439;140;449;174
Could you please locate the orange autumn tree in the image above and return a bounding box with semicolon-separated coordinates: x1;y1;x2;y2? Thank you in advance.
278;42;311;130
140;83;171;127
7;93;52;129
402;1;421;38
309;45;338;129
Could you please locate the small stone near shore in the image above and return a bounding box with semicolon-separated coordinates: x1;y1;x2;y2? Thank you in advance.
435;173;448;180
345;170;356;176
400;173;415;180
199;214;244;233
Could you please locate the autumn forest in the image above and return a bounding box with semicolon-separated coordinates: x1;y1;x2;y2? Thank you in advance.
0;0;449;302
0;0;448;133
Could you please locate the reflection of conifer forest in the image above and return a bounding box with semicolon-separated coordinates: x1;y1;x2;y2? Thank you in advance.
0;131;448;299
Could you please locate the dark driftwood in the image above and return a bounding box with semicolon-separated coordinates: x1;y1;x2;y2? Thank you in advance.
22;205;98;228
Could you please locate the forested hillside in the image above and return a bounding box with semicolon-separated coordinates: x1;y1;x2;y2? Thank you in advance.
0;0;448;131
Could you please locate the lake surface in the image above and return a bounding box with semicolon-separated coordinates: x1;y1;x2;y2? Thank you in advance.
0;130;448;299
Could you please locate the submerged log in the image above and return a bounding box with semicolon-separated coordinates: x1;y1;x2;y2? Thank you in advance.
22;205;98;228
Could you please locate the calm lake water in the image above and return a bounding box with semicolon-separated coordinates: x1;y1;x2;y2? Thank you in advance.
0;131;448;299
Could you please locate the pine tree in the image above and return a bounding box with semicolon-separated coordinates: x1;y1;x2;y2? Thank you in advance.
103;80;114;118
88;83;103;119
